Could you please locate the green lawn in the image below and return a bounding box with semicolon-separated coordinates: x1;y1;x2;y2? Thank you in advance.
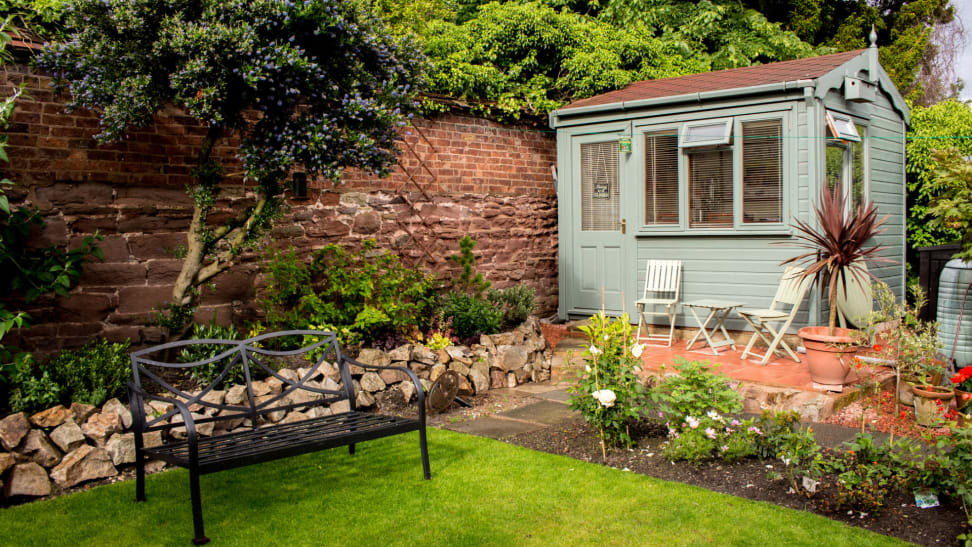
1;429;903;546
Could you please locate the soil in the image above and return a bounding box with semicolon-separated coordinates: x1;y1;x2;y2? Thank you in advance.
504;417;968;546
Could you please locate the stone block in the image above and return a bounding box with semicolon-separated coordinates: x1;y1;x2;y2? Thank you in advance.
22;430;63;468
430;364;447;382
82;411;122;447
356;390;375;408
56;293;112;322
0;412;31;451
399;381;416;403
378;368;408;384
145;259;184;284
490;370;506;390
0;452;17;475
469;369;490;394
117;285;173;314
128;232;188;260
50;445;118;488
106;433;136;466
387;345;411;361
3;462;51;497
69;403;97;425
79;262;146;287
360;372;386;393
494;345;528;371
29;405;71;428
356;348;392;369
330;400;351;415
102;398;133;429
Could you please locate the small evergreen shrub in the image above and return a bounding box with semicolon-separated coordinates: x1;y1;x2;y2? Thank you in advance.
650;358;742;422
487;285;536;329
438;291;503;342
179;321;249;386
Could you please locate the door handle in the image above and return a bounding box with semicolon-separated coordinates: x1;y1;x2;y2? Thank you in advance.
621;219;626;234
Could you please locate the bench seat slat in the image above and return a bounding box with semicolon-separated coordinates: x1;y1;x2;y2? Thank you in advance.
145;411;420;473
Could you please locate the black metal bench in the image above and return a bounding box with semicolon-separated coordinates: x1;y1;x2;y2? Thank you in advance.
128;330;430;545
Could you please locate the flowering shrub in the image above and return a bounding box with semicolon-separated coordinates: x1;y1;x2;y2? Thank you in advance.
663;412;758;465
650;358;742;423
567;312;648;449
953;366;972;392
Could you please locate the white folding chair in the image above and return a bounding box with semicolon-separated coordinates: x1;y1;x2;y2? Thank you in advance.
635;260;682;347
737;267;812;365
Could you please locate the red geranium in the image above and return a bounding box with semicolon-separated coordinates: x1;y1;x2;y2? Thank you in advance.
951;366;972;391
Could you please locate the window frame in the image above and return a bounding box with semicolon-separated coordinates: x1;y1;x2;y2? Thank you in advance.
633;108;791;235
825;110;861;142
679;118;734;148
825;116;869;210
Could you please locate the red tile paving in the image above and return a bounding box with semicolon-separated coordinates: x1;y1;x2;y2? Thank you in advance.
636;338;893;394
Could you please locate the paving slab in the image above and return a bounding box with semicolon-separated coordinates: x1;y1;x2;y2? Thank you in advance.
499;400;577;425
534;388;570;403
439;416;544;439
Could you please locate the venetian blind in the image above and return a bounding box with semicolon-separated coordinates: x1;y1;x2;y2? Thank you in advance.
581;141;620;231
742;119;782;224
645;132;679;225
688;148;733;228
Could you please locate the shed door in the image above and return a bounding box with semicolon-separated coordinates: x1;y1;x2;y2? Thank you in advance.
571;136;626;313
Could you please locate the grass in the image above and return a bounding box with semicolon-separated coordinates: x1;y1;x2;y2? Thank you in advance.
1;429;904;546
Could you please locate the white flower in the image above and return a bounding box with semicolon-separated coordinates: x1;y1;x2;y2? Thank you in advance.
603;334;610;341
630;342;646;358
592;389;617;408
589;345;601;355
585;365;591;373
706;410;723;422
685;416;700;429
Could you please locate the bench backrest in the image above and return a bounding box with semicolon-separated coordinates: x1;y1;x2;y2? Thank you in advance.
129;330;354;434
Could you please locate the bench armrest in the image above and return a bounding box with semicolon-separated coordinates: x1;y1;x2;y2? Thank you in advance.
127;381;200;447
343;356;426;417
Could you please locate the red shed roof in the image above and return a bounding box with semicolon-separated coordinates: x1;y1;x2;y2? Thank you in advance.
562;49;866;111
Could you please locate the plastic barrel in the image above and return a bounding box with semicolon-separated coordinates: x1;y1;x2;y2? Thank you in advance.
937;259;972;367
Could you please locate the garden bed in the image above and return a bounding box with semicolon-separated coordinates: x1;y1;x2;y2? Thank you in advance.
505;417;967;546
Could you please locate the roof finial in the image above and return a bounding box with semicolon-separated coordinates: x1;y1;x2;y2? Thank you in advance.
869;25;877;48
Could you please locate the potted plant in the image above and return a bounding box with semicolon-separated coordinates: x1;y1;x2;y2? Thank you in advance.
782;185;890;391
952;366;972;412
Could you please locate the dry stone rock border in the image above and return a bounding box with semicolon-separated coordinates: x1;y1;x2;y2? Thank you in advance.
0;318;550;499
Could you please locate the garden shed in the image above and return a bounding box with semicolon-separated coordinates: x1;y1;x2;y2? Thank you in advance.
550;40;908;330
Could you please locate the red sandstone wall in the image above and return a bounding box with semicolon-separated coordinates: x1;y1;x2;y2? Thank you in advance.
1;62;558;353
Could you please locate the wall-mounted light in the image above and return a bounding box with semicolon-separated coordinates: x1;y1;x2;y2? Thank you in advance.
291;172;307;199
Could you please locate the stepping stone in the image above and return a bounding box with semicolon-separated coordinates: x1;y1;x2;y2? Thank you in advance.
441;417;544;439
500;400;577;425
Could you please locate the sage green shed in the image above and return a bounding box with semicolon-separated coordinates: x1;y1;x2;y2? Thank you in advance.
550;43;908;331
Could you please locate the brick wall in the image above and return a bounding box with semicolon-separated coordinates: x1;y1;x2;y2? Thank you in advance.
1;62;559;353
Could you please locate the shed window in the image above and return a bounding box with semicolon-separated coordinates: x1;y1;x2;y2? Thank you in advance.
580;141;620;231
680;118;733;148
688;148;733;228
826;111;860;142
826;126;867;210
644;132;679;225
742;119;783;223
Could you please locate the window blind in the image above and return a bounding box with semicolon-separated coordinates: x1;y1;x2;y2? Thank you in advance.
742;119;782;224
644;132;679;225
688;148;733;228
580;141;620;232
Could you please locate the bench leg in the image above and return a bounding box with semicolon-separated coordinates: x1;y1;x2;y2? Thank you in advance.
135;453;146;502
348;443;356;456
189;466;209;545
419;427;431;480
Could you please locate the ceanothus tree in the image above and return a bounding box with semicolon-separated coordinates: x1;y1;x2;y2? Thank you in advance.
38;0;423;333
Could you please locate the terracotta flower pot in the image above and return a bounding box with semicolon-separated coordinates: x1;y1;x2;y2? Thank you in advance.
911;384;955;427
798;326;859;391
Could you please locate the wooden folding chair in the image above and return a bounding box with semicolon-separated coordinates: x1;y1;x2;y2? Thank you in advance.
737;267;812;365
635;260;682;347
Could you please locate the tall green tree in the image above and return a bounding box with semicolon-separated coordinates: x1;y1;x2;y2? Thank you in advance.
38;0;423;334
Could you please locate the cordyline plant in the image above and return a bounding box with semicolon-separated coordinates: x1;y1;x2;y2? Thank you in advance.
38;0;423;336
781;185;890;335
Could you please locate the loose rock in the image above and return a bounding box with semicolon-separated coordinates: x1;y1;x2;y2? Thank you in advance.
82;411;122;447
106;433;136;466
29;405;72;429
102;398;133;429
50;445;118;488
69;403;97;425
360;372;386;393
50;420;86;453
4;462;51;497
21;430;62;468
0;412;31;451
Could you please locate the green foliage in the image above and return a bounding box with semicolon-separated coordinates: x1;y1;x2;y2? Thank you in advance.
566;312;647;448
826;433;913;514
650;358;742;422
906;99;972;249
449;236;490;297
487;285;536;329
178;320;247;386
420;1;708;118
0;0;70;37
927;149;972;261
260;241;438;346
8;339;132;413
663;413;759;465
438;291;503;341
600;0;821;70
37;0;423;312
